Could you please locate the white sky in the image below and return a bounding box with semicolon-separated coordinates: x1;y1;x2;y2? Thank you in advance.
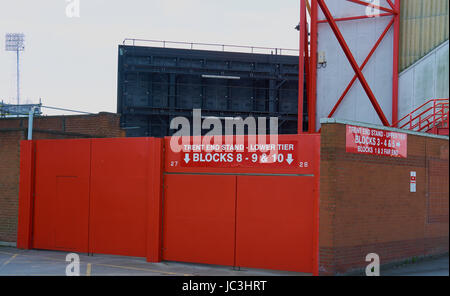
0;0;300;115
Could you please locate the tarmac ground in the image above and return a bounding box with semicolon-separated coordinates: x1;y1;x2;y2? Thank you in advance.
381;254;448;276
0;246;448;276
0;246;306;276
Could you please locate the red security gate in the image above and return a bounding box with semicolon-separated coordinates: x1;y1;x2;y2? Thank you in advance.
32;139;91;253
235;175;315;272
163;174;237;266
17;134;319;274
162;134;320;274
18;138;164;261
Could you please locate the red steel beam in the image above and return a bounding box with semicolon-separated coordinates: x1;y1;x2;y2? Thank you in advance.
317;0;390;126
298;0;306;133
392;0;401;126
386;0;395;10
346;0;396;14
308;0;318;133
317;12;393;23
305;3;311;134
328;18;395;118
304;15;310;128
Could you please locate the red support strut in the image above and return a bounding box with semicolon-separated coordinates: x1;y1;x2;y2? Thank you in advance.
298;0;306;134
392;0;401;126
308;0;318;133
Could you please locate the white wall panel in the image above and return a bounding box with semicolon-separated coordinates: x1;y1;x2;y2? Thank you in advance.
316;0;395;129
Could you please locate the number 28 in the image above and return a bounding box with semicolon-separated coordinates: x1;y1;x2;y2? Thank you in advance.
299;162;309;168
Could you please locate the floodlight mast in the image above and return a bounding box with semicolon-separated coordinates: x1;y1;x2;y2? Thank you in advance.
5;33;25;107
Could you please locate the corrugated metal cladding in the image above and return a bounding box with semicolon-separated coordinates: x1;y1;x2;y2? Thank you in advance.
400;0;449;71
117;45;304;138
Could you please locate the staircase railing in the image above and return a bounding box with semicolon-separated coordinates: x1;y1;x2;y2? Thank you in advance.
392;98;449;133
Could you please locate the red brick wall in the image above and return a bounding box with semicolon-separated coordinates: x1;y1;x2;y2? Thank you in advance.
0;113;125;243
319;122;449;275
0;131;23;243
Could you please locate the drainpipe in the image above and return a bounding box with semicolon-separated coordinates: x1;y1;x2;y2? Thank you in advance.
27;107;37;140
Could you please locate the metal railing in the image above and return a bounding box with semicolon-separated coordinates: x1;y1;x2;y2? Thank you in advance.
392;98;449;133
122;38;299;56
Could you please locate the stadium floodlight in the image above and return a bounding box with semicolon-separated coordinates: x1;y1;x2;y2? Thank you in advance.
5;33;25;51
5;33;25;107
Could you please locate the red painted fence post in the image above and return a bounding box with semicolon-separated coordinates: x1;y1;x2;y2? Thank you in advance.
146;138;164;262
17;140;35;249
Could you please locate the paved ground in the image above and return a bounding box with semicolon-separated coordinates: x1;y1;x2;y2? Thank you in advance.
382;255;449;276
0;246;306;276
0;246;447;276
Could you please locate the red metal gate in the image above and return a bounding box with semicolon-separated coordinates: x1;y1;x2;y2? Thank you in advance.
162;134;320;273
17;138;163;260
235;175;315;272
163;174;237;266
17;134;319;274
32;139;91;253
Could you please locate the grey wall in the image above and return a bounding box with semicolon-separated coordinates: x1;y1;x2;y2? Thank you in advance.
398;40;449;120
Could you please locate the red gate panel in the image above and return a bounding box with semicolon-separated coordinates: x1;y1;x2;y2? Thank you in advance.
89;138;149;257
162;174;236;266
235;176;314;273
19;134;319;274
33;139;91;253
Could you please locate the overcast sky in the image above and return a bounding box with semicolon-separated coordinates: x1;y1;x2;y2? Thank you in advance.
0;0;300;115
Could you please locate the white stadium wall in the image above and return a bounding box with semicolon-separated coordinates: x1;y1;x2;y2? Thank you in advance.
316;0;395;130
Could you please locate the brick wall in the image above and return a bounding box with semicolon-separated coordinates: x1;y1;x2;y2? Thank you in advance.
319;122;449;275
0;113;125;243
0;112;125;138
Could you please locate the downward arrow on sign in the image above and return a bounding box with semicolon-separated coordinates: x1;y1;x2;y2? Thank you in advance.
286;154;294;165
184;154;190;164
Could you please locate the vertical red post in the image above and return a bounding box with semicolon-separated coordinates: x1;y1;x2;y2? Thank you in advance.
298;0;306;134
146;138;164;262
308;0;318;133
392;0;401;126
17;140;35;249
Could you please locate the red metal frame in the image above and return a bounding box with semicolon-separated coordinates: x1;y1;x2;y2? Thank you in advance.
386;0;395;10
346;0;395;14
300;0;401;132
308;0;318;133
328;18;395;118
298;0;306;133
317;12;393;23
392;0;401;125
317;0;390;126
